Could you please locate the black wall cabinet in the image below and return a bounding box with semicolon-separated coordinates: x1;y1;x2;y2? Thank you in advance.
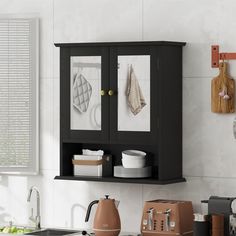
55;41;186;185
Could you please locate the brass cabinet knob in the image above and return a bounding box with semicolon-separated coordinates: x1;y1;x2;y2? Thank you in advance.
108;90;114;96
100;90;106;96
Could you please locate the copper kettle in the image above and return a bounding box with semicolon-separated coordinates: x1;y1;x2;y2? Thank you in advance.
85;195;121;236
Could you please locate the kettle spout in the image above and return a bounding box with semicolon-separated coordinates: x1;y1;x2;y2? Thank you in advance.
115;200;120;208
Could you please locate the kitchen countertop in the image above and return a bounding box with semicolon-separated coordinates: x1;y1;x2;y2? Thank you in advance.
0;231;140;236
0;225;140;236
65;233;140;236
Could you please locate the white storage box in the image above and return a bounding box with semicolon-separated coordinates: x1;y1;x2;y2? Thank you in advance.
73;155;103;177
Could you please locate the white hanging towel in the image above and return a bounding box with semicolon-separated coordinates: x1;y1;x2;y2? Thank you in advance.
126;65;146;115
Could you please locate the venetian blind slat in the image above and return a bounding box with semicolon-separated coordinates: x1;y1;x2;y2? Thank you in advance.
0;18;33;168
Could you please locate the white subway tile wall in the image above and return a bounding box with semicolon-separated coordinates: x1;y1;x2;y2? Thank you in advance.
0;0;236;233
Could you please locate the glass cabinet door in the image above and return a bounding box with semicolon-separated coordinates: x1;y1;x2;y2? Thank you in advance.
109;46;157;144
70;56;102;131
60;47;109;142
117;55;150;132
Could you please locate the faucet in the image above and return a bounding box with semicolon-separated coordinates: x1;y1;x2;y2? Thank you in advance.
27;186;41;230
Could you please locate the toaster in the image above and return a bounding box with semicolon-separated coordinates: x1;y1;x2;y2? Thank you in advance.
141;199;194;236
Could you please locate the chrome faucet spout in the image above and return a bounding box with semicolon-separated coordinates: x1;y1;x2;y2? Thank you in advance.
27;186;41;230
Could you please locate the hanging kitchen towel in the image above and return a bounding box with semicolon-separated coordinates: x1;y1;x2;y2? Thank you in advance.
126;65;146;115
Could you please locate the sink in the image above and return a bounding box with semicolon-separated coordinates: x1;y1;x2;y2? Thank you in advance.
25;229;80;236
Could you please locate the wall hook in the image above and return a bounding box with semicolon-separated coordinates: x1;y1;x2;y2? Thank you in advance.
211;45;236;68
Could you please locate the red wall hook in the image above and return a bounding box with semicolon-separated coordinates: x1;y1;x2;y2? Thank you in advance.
212;45;236;68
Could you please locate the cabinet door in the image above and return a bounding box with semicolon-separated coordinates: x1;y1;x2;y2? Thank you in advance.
60;46;109;143
109;46;158;144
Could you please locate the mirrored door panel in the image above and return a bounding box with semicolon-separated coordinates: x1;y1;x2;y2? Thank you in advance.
70;56;102;130
117;55;150;132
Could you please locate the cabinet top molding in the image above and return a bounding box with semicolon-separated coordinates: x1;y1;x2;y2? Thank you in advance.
54;41;186;47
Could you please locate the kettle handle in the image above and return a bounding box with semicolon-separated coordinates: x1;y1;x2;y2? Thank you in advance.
85;200;99;222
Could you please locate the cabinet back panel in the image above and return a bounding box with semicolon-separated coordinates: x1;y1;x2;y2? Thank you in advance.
61;142;159;178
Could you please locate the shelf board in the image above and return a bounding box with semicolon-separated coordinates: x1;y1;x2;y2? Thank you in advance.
54;175;186;185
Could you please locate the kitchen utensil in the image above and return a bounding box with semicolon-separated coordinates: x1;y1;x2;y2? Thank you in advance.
122;157;145;168
202;196;236;236
212;214;224;236
122;150;146;159
122;150;147;168
114;166;152;178
141;199;194;236
85;195;121;236
122;155;146;161
211;62;235;113
193;214;209;236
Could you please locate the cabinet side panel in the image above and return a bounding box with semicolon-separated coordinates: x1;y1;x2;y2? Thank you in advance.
60;47;71;139
158;46;183;180
62;143;83;175
60;47;71;175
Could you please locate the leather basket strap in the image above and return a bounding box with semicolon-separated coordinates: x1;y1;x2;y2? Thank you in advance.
72;159;103;166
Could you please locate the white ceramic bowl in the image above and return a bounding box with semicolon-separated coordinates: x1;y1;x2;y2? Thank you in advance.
122;150;146;159
122;157;146;168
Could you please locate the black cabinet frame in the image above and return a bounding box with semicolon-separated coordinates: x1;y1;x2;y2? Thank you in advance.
55;41;186;185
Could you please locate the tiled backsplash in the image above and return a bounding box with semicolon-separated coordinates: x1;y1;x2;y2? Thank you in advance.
0;0;236;233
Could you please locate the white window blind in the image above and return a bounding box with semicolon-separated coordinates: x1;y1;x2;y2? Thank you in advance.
0;18;39;174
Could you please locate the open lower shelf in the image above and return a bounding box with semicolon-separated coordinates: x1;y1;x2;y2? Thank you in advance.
54;175;186;185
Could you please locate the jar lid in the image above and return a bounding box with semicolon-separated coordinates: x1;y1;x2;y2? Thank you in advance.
194;213;209;222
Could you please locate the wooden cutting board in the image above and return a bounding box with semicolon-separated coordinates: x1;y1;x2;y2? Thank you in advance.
211;62;235;113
